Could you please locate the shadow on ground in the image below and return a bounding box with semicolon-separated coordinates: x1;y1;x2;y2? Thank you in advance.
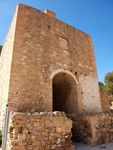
73;142;113;150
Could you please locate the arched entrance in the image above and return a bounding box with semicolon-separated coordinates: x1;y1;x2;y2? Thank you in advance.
51;70;79;114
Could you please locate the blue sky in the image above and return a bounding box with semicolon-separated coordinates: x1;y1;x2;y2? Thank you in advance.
0;0;113;83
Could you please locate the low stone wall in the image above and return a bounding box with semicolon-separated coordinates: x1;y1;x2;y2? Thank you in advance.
67;113;93;145
109;96;113;103
7;111;75;150
68;112;113;146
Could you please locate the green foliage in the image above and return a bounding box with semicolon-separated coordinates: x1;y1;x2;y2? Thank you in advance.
104;71;113;84
104;71;113;96
99;82;105;91
99;71;113;96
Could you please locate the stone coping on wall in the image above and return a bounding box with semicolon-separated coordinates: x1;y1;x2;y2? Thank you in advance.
67;112;113;117
7;111;76;150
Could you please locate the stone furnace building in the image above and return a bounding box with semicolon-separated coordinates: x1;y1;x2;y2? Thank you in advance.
0;4;102;122
2;4;112;150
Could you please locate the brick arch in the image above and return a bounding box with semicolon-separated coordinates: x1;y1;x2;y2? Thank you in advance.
50;69;79;84
50;69;79;113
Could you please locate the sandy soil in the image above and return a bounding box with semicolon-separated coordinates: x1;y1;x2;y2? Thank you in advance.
73;142;113;150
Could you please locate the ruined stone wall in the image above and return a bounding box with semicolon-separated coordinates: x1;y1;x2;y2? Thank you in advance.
109;96;113;103
100;90;110;112
6;4;101;113
0;6;18;130
7;111;75;150
68;112;113;146
67;113;93;145
79;75;101;112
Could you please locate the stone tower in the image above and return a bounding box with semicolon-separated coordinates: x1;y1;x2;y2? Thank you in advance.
0;3;102;129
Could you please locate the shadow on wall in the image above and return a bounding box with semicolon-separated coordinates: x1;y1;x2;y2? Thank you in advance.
52;72;78;114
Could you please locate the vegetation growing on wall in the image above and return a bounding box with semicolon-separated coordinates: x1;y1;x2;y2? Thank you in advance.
99;82;105;91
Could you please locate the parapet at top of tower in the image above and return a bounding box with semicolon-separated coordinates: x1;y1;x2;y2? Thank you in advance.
44;9;56;17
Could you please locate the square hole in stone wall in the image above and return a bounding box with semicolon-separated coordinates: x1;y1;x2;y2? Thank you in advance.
58;36;68;50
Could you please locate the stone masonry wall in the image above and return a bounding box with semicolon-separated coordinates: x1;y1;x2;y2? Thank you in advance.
7;111;75;150
79;75;101;112
100;91;110;112
0;6;18;130
68;112;113;146
109;96;113;103
6;3;101;113
67;113;93;145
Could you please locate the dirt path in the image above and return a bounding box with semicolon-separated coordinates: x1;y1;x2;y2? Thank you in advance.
73;142;113;150
0;143;113;150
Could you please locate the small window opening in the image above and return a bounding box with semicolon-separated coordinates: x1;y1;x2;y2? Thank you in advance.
75;72;77;75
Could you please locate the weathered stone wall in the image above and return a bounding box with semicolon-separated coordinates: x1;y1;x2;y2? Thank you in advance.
6;3;101;113
0;6;18;130
100;90;110;112
7;111;75;150
79;75;102;112
109;96;113;104
67;113;93;145
68;112;113;146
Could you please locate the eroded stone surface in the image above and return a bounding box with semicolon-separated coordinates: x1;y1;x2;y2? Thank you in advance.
79;75;102;112
7;111;75;150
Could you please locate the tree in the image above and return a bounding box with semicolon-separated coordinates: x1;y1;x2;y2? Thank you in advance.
99;82;105;91
104;71;113;96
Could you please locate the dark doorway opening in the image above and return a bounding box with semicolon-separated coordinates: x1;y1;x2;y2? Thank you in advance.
53;72;78;114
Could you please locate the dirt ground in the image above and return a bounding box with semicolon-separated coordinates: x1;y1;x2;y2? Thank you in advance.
1;143;113;150
73;142;113;150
